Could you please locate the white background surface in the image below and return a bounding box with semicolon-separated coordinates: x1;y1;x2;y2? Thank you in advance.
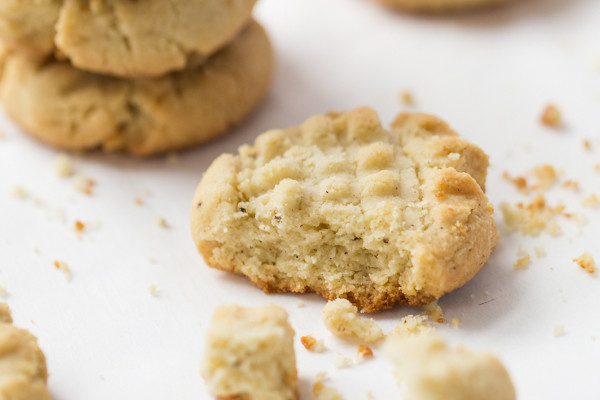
1;0;600;398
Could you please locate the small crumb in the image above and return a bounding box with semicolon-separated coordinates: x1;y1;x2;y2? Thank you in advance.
11;186;29;199
0;286;8;298
148;256;157;263
595;164;600;172
366;391;374;399
532;165;558;190
391;315;434;337
400;91;414;106
53;260;72;281
300;335;326;352
334;355;354;369
322;299;384;343
534;246;547;258
425;301;444;323
313;381;343;400
54;154;74;177
296;300;306;308
514;254;531;270
156;217;168;229
166;152;180;164
573;252;595;274
451;318;460;328
74;220;85;232
553;325;565;337
134;198;144;206
148;284;158;297
356;344;373;362
562;180;579;190
583;140;592;150
502;171;529;194
581;194;599;208
73;174;95;195
316;372;328;381
540;104;561;127
448;152;460;161
34;248;40;254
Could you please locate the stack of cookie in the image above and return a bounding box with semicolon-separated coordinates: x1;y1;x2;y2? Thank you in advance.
0;0;272;156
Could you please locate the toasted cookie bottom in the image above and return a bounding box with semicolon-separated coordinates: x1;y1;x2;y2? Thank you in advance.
0;20;272;156
376;0;512;12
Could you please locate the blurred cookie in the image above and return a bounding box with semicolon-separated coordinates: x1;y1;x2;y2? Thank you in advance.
0;21;272;156
0;0;256;77
191;107;497;312
0;303;52;400
376;0;512;12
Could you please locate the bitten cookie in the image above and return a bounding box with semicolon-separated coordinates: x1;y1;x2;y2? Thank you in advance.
0;21;272;156
202;305;298;400
191;108;497;312
375;0;512;12
0;303;52;400
385;332;516;400
0;0;257;78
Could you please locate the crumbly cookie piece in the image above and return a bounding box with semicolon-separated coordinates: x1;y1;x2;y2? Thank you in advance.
0;0;256;77
191;108;496;311
375;0;512;12
385;333;516;400
0;21;272;156
202;304;298;400
322;299;384;343
0;303;52;400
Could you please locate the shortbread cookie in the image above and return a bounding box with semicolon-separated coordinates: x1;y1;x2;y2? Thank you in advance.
191;108;497;312
202;304;298;400
376;0;512;12
0;303;52;400
385;333;516;400
0;0;257;77
0;21;272;156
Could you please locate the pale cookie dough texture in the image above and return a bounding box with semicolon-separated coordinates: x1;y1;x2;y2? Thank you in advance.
385;333;516;400
0;0;257;78
202;304;298;400
322;299;384;343
376;0;512;12
0;303;52;400
0;21;272;156
191;108;497;312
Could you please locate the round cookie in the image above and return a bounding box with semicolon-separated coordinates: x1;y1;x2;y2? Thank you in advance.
0;0;257;78
0;21;273;156
191;107;497;312
375;0;512;12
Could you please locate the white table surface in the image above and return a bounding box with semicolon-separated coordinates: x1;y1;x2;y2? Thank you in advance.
1;0;599;398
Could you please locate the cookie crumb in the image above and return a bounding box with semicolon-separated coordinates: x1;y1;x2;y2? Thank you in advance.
514;255;531;270
400;91;414;106
316;371;328;381
500;195;566;236
573;252;595;274
148;284;158;297
334;355;354;369
451;318;460;328
581;194;599;208
356;344;373;362
54;154;74;177
313;381;343;400
502;172;529;194
595;164;600;172
73;175;95;195
562;180;579;190
532;165;558;190
391;315;433;337
11;186;29;199
53;260;72;281
148;256;157;263
322;299;384;343
424;301;444;323
134;198;144;206
0;286;8;298
583;140;591;150
301;335;326;352
74;220;85;232
540;104;561;127
534;246;547;258
296;300;306;308
553;325;565;337
156;217;168;228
